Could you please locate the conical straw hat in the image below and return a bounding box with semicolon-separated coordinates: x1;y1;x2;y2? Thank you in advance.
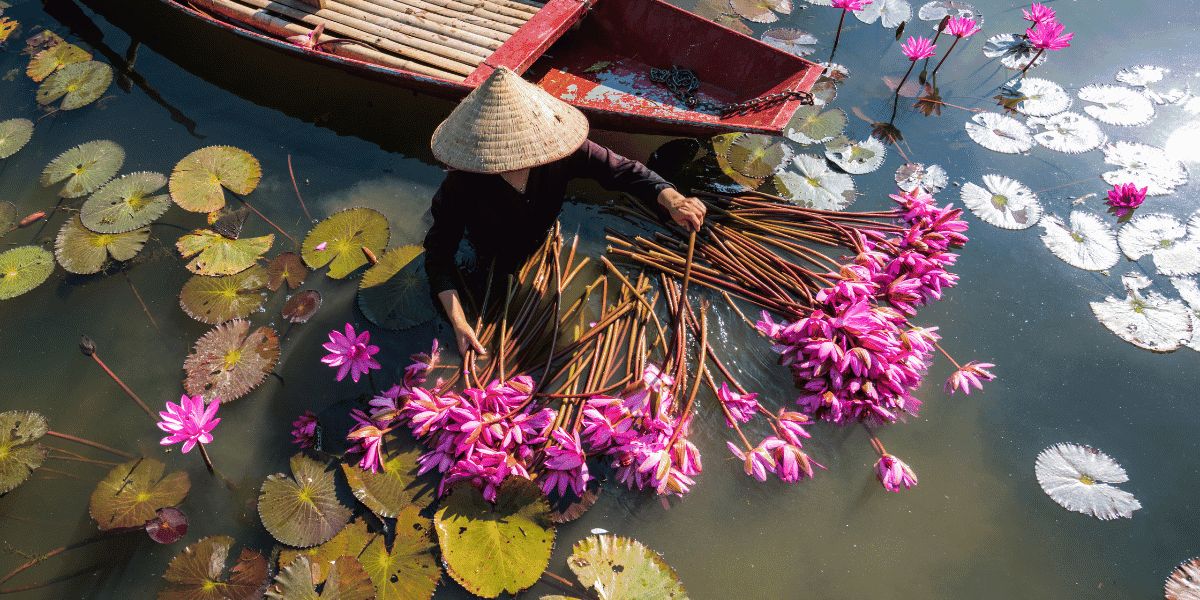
431;67;589;174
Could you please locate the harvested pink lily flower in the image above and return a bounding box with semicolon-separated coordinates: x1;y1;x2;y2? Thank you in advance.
716;383;759;427
827;0;872;66
772;441;815;483
158;394;220;454
540;428;590;499
875;453;918;492
346;409;389;473
901;36;937;61
727;440;775;482
945;361;996;395
290;410;319;448
1022;2;1056;24
1106;183;1147;219
321;323;381;382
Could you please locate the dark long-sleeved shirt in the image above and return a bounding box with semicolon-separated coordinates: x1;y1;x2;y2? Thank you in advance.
423;140;674;294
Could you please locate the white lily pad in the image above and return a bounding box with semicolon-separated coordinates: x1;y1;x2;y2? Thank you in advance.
824;136;887;175
1039;211;1120;271
1116;65;1189;105
854;0;910;28
784;105;846;145
1003;77;1072;117
761;28;818;57
1164;557;1200;600
1170;277;1200;351
918;1;982;29
1035;443;1141;520
1102;141;1188;196
1027;112;1106;154
960;175;1042;230
983;33;1047;71
772;154;856;210
966;112;1034;154
895;162;948;194
1090;273;1193;352
1078;84;1156;127
1117;213;1200;277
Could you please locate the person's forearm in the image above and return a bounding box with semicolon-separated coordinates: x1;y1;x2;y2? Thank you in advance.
437;289;470;329
657;187;684;209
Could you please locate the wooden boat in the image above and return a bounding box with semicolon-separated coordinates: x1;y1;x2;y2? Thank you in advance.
163;0;823;135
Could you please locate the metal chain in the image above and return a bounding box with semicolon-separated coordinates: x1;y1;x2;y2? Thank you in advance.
649;66;814;116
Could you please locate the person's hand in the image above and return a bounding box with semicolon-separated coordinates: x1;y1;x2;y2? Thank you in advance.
453;320;486;357
657;188;706;232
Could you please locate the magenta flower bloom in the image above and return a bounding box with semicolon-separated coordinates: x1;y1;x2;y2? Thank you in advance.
157;394;221;454
290;410;319;448
831;0;871;10
1026;19;1073;51
875;454;918;492
716;383;759;427
726;440;776;482
1022;2;1056;24
540;428;590;499
1106;183;1147;219
900;36;936;61
945;16;981;38
346;409;389;473
772;441;815;483
321;323;381;383
945;361;996;395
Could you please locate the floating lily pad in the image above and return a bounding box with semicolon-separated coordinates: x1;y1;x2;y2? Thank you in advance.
0;410;47;495
1035;443;1141;520
1165;557;1200;600
728;0;790;23
183;319;279;402
1102;141;1188;197
918;1;981;29
725;134;793;179
361;505;440;600
1078;84;1155;127
145;507;189;544
566;535;687;600
90;458;190;530
960;175;1042;230
268;251;308;291
180;265;269;324
1116;65;1188;106
36;60;111;110
1091;273;1193;352
0;118;33;159
1171;277;1200;351
170;146;262;213
177;229;274;276
1117;213;1200;277
0;18;17;45
267;555;376;600
1002;77;1072;117
55;215;149;274
279;519;374;586
825;135;887;175
772;154;856;210
1027;112;1106;154
26;41;89;82
357;246;435;331
549;482;599;524
1039;212;1120;271
784;105;846;145
342;439;431;518
160;535;269;600
760;28;817;57
80;171;170;234
301;208;390;279
965;112;1034;154
0;246;54;300
259;453;352;548
712;133;763;190
983;33;1047;71
894;162;948;194
41;139;124;198
210;207;250;240
283;290;323;324
435;478;554;598
854;0;911;28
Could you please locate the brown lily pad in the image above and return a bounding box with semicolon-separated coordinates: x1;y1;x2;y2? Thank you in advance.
89;458;190;530
159;535;269;600
268;251;308;291
282;290;323;324
183;319;279;402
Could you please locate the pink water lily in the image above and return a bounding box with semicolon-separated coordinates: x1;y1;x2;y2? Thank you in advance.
831;0;871;10
901;36;937;61
717;383;759;427
1027;19;1073;51
321;323;381;382
875;453;918;492
1022;2;1055;24
290;410;319;448
827;0;872;66
346;409;390;473
945;16;981;38
1106;183;1147;219
945;361;996;395
157;394;220;454
727;440;775;482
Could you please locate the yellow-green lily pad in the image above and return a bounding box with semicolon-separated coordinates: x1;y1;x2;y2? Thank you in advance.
341;438;432;518
0;245;54;300
179;264;269;324
170;146;262;213
267;556;376;600
278;518;374;586
361;505;440;600
357;245;435;331
301;208;390;279
160;536;269;600
36;59;112;110
176;229;273;276
0;118;33;159
183;319;279;402
80;171;170;234
89;458;191;530
712;133;765;191
54;215;148;274
0;410;48;495
258;453;352;548
26;41;89;82
41;139;124;198
565;535;688;600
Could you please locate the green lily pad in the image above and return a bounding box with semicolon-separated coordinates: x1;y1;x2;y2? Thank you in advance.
0;118;33;159
41;139;124;198
341;438;432;518
0;410;48;495
36;60;112;110
183;319;279;402
170;146;262;213
179;264;269;324
279;518;374;586
785;105;847;145
357;245;435;331
160;535;269;600
176;229;273;276
725;133;793;179
434;478;554;598
301;208;390;279
54;215;148;274
361;505;440;600
282;290;323;324
0;246;54;300
89;458;191;530
566;535;688;600
259;453;352;548
26;41;90;82
267;556;376;600
712;133;765;191
268;251;308;291
80;171;170;234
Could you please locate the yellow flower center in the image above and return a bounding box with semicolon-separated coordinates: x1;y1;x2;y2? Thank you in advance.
1078;474;1095;485
223;349;242;369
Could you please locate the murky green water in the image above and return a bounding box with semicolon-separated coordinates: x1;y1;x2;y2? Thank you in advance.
1;0;1198;597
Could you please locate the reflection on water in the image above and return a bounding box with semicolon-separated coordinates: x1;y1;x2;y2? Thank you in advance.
1;0;1198;598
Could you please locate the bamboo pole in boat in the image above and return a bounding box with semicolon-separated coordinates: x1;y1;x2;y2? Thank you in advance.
276;0;492;61
379;0;520;35
480;0;538;19
358;0;513;42
334;0;503;50
396;0;527;28
195;0;466;79
231;0;480;74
